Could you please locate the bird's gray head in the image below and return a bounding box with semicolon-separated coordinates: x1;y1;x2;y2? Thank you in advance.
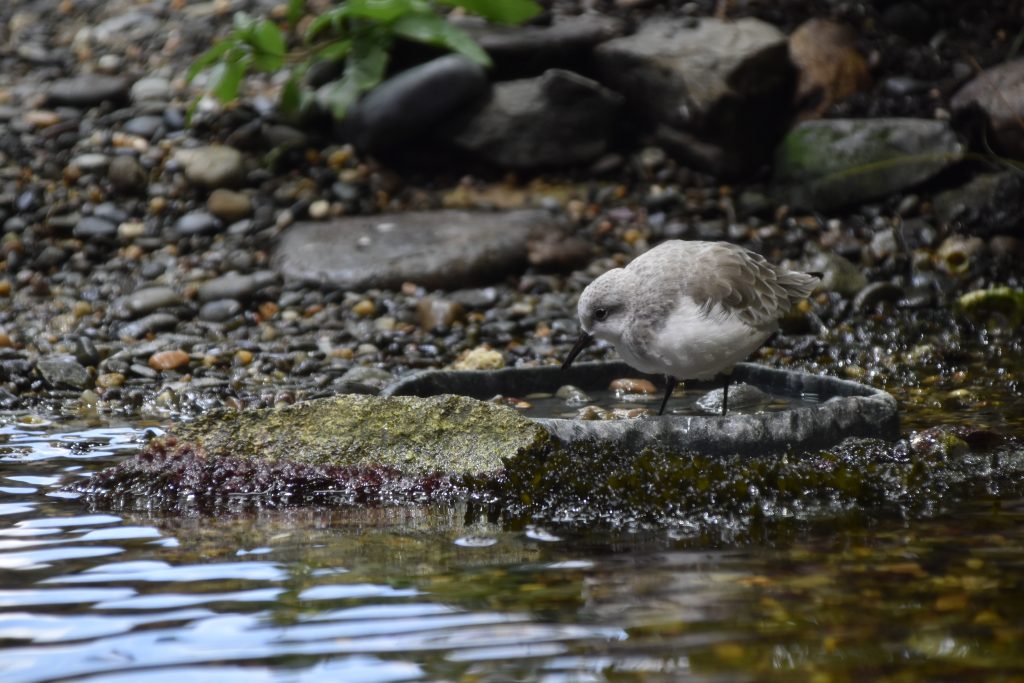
562;268;632;371
577;268;631;339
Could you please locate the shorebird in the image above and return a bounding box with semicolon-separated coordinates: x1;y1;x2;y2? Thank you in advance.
562;240;819;415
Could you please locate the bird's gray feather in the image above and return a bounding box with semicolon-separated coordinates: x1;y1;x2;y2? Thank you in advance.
625;241;819;331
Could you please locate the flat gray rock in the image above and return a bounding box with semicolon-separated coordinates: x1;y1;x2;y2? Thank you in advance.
37;356;92;389
47;75;130;107
773;118;965;210
446;69;622;168
197;270;278;302
274;210;554;290
594;17;791;174
383;361;900;456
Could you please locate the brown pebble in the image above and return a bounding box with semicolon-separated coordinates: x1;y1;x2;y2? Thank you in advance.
416;297;463;330
234;349;253;366
25;110;61;128
0;332;12;348
0;279;11;296
96;372;125;389
352;299;376;317
148;349;190;371
610;378;657;394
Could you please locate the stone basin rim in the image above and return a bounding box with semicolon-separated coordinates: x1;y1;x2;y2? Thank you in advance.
382;361;900;456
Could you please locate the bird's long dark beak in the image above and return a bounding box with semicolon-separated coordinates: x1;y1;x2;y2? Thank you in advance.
562;332;593;371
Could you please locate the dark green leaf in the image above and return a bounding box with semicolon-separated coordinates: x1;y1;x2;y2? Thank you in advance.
280;75;303;115
251;19;286;57
347;32;390;90
440;0;542;24
316;39;353;61
392;13;491;66
187;39;234;82
306;7;350;41
346;0;414;23
211;59;246;102
286;0;305;26
323;75;361;119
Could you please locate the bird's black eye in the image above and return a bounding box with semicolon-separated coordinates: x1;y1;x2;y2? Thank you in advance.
594;308;609;322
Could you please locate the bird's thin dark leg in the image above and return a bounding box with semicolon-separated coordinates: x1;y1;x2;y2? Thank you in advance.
721;374;730;416
659;376;677;416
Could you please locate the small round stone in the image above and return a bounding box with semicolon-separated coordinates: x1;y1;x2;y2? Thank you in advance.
610;378;657;394
148;349;190;371
96;372;125;388
352;299;376;317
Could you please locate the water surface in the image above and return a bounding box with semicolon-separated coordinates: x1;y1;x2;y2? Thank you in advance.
2;417;1024;682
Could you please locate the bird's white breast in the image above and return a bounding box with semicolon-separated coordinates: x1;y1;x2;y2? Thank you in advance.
623;296;774;380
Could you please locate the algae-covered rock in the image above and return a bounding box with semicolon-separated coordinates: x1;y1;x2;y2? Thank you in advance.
170;393;549;476
956;287;1024;328
773;118;964;210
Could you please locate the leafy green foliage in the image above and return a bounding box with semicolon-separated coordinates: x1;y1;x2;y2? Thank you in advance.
187;0;542;121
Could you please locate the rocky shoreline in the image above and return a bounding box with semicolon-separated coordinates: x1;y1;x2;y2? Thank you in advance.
0;0;1021;437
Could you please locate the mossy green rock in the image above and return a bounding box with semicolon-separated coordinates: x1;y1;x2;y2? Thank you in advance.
774;118;964;210
956;286;1024;328
169;394;550;475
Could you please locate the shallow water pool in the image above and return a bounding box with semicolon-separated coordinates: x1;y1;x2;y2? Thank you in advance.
2;417;1024;682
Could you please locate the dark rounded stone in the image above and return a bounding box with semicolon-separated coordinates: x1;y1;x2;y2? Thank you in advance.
174;211;222;236
342;54;488;153
47;75;130;107
74;215;118;239
198;298;243;322
122;115;164;138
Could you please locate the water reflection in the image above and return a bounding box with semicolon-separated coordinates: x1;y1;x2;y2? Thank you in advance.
0;420;1022;681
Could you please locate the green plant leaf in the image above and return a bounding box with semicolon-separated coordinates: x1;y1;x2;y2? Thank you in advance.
316;39;353;61
280;75;303;115
252;19;286;56
211;59;247;102
440;0;542;24
187;39;235;82
346;0;414;23
347;32;390;90
392;13;491;66
306;6;350;41
286;0;305;26
323;75;361;119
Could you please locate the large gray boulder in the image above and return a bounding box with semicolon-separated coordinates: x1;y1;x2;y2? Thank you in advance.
446;69;623;168
594;17;793;175
274;209;555;290
951;58;1024;160
453;14;625;78
773;118;964;210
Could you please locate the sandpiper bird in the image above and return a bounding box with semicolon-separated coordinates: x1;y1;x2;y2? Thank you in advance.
562;240;820;416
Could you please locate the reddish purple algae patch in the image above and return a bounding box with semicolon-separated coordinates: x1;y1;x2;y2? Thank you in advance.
71;437;477;512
